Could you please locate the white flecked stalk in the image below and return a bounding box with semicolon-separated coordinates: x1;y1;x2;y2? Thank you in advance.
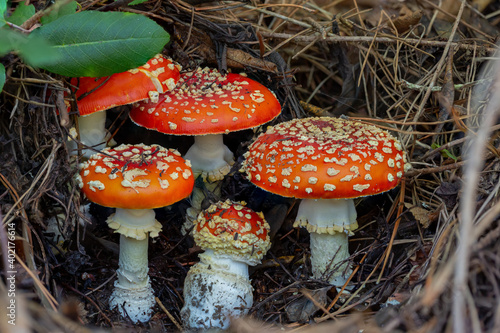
68;111;107;159
181;249;253;330
309;232;351;286
108;208;159;323
182;134;234;234
295;198;357;286
184;134;234;183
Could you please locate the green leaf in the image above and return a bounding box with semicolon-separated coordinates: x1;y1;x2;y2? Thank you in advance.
0;28;13;55
0;63;5;93
431;143;458;161
40;0;78;25
30;11;170;77
7;3;35;26
128;0;150;5
0;0;7;28
0;28;61;67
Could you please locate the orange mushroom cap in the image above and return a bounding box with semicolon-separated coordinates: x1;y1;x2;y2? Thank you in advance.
77;143;194;209
129;67;281;135
241;117;411;200
194;200;271;265
71;54;181;116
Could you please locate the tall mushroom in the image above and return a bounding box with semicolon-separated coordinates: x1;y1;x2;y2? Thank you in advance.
68;54;181;158
181;199;271;330
77;143;194;322
241;117;411;286
128;67;281;222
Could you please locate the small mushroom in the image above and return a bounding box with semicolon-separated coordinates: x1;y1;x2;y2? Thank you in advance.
181;200;271;330
241;117;411;286
128;67;281;224
78;143;194;322
68;55;181;158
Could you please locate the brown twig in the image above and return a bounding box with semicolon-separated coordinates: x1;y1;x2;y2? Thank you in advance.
259;32;498;54
156;296;183;331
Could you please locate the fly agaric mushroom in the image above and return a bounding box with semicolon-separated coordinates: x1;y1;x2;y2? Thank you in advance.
68;54;181;158
241;117;411;286
129;67;281;220
181;199;271;330
77;143;194;322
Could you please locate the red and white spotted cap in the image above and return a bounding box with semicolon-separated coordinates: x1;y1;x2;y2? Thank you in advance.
194;200;271;265
241;117;411;200
71;54;181;116
77;143;194;209
128;67;281;135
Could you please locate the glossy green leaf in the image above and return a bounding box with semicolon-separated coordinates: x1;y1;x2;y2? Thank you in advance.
40;0;78;25
30;11;170;77
0;28;12;55
7;3;35;26
0;63;5;93
0;0;7;28
0;28;61;66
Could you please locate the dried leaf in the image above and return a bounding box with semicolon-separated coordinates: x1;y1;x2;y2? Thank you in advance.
391;10;423;34
404;203;431;228
286;287;329;322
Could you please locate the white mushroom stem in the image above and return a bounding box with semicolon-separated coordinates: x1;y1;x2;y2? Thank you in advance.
182;134;234;234
108;208;161;323
68;111;107;159
181;249;254;330
184;134;234;184
294;198;358;286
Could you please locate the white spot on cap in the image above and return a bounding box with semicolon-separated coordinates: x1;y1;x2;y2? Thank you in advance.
88;180;105;192
158;178;170;189
308;177;318;184
301;164;317;172
324;184;336;191
382;147;393;154
149;91;159;103
353;184;370;192
340;175;353;182
348;153;361;162
327;168;340;176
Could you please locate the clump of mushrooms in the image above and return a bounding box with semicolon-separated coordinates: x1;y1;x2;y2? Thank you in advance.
77;143;194;322
241;117;411;286
181;199;271;330
53;56;181;261
129;67;281;225
68;54;181;158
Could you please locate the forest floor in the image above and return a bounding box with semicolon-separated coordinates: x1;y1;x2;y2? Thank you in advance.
1;0;500;332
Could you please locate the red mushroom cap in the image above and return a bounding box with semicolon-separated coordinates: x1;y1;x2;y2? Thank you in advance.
71;54;181;116
241;117;411;200
129;67;281;135
77;143;194;209
194;200;271;265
